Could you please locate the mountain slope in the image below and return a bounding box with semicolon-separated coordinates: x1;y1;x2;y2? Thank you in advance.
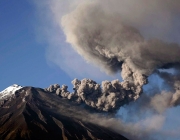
0;86;128;140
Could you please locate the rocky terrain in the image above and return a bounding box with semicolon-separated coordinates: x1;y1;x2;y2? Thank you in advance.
0;86;128;140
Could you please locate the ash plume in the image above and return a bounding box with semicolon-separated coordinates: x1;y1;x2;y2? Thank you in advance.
46;78;144;112
61;1;180;74
123;69;180;115
58;0;180;111
35;0;180;139
153;68;180;110
45;74;180;113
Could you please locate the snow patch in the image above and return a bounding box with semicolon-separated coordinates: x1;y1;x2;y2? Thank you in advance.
0;84;23;100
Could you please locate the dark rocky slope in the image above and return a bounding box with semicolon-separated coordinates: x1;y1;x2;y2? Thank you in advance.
0;87;128;140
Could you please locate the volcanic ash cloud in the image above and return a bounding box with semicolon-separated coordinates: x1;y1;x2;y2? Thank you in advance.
61;1;180;74
56;1;180;111
46;78;146;112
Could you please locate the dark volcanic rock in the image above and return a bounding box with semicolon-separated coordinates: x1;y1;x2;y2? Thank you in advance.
0;87;128;140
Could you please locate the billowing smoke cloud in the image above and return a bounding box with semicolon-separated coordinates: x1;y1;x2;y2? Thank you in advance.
58;0;180;111
35;0;180;139
61;1;180;73
46;78;142;112
45;74;180;113
121;69;180;116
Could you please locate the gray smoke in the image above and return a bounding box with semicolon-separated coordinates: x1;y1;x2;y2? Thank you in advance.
153;69;180;110
45;73;180;113
46;78;144;112
58;1;180;111
35;0;180;139
61;1;180;74
124;69;180;115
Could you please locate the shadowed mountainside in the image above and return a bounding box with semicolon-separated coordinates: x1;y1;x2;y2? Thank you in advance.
0;87;128;140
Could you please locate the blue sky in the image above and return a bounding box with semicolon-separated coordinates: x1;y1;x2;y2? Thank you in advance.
0;0;119;91
0;0;75;90
1;0;180;139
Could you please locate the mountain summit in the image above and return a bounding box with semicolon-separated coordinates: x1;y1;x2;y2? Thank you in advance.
0;86;128;140
0;84;23;100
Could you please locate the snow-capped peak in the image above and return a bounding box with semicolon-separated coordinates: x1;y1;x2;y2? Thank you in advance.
0;84;23;100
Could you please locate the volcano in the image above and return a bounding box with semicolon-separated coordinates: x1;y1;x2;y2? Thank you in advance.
0;85;128;140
